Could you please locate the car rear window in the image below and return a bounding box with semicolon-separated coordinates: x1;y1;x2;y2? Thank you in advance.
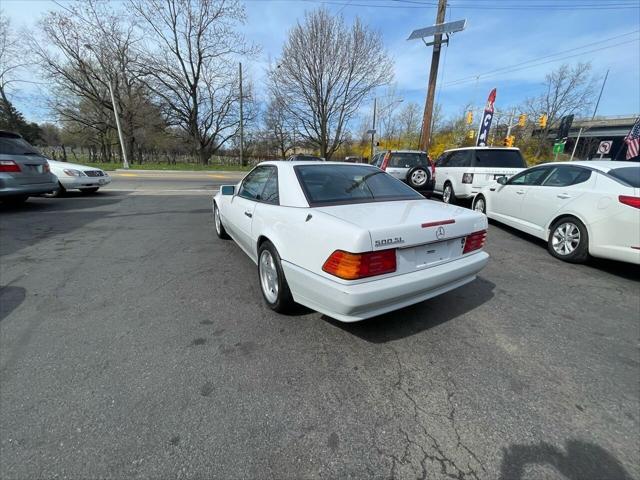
0;135;40;155
295;164;423;206
389;152;427;168
473;150;526;168
609;167;640;187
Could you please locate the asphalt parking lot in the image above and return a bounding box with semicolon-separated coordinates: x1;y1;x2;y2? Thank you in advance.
1;171;638;480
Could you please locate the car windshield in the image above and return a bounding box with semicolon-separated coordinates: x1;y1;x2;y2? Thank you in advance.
474;150;526;168
388;152;427;168
609;166;640;187
0;134;41;155
295;164;423;206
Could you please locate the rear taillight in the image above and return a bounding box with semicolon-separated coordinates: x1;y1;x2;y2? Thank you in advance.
619;195;640;209
380;152;391;171
462;173;474;184
0;160;21;172
463;230;487;254
429;156;436;180
323;249;397;280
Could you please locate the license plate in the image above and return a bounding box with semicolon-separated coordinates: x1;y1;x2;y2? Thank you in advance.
417;238;466;267
27;164;44;173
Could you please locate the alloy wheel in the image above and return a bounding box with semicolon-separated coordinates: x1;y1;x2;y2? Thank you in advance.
551;222;580;256
259;250;279;303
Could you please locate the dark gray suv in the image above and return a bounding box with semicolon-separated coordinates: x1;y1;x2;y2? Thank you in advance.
0;130;58;204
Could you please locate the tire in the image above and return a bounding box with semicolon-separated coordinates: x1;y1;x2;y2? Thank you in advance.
406;166;429;190
80;187;99;194
213;202;230;239
258;240;294;313
548;216;589;263
473;195;486;214
2;195;28;205
44;182;66;198
442;182;456;205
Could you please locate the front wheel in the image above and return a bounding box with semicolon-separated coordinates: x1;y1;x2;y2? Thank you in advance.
213;202;230;239
80;187;99;194
258;241;294;313
473;195;486;214
548;217;589;263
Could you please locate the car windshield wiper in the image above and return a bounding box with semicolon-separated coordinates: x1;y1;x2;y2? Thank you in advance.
346;171;383;193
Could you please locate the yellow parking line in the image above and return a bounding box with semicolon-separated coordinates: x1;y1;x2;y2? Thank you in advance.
117;173;139;177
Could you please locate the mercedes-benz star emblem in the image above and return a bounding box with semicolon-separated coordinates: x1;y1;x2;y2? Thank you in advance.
436;226;446;240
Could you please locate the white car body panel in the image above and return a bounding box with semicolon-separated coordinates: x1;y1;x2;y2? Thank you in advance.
47;159;111;190
214;161;490;322
477;161;640;264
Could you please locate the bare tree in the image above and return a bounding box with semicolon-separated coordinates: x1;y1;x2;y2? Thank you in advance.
0;13;31;129
264;97;296;158
268;8;393;160
30;0;149;162
523;62;595;155
130;0;253;164
397;101;421;148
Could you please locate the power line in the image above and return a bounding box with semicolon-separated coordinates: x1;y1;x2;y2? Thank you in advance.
444;30;639;86
444;38;639;87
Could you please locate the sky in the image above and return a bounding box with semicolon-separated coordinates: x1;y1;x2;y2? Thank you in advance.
3;0;640;126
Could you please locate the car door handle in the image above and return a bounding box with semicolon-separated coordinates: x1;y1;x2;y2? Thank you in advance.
244;211;252;218
516;190;525;195
557;193;571;199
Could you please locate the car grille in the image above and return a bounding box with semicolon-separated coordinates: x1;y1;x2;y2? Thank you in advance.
84;170;105;177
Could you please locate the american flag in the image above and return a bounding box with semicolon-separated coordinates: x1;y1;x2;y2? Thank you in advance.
625;116;640;160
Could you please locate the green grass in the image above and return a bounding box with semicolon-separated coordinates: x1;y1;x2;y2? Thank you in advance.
80;162;252;172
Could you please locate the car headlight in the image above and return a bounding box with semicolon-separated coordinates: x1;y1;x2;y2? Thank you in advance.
63;169;85;177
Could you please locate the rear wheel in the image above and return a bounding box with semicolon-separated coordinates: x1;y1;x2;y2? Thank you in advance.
473;195;486;214
442;182;456;205
406;166;429;190
548;216;589;263
258;240;294;313
80;187;99;194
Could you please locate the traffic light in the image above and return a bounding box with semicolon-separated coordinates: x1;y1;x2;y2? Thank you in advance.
539;114;548;129
503;136;515;147
465;111;473;125
517;114;527;127
467;130;475;139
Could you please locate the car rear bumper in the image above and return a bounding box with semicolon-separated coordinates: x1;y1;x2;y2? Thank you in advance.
282;251;489;322
0;177;58;197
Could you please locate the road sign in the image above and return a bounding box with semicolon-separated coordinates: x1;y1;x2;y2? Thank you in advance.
597;140;612;155
553;142;565;154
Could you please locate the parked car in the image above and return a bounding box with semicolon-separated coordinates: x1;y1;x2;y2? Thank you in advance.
212;161;489;322
286;154;325;161
472;161;640;264
371;150;435;196
434;147;527;204
46;159;111;196
0;130;58;204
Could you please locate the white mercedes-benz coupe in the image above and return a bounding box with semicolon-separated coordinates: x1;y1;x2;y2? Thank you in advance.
213;161;489;322
46;159;111;196
472;161;640;264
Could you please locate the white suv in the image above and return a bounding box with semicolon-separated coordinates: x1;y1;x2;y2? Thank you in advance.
434;147;527;204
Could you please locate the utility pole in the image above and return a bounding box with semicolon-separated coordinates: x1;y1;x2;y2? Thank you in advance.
370;97;377;161
570;68;609;161
239;62;244;167
505;108;516;139
419;0;447;152
107;79;129;169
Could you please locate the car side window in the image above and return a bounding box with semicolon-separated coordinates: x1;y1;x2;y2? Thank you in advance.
238;166;273;201
542;166;592;187
508;167;551;186
260;169;279;205
447;151;470;167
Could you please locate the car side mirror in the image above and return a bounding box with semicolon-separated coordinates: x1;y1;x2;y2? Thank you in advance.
497;176;508;185
221;185;235;195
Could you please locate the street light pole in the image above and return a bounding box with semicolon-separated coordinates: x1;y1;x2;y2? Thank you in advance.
84;44;128;169
239;62;244;167
370;97;377;161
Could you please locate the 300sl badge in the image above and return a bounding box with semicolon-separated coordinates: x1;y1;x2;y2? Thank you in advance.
374;237;405;247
